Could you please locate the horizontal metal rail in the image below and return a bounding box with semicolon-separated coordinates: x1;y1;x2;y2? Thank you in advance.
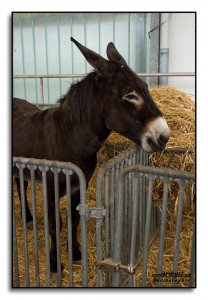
13;73;195;104
13;72;195;79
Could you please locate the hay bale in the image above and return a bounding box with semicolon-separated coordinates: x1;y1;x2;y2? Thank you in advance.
150;86;195;149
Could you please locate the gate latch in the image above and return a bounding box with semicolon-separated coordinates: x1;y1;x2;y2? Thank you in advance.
97;258;136;274
97;258;121;272
77;204;106;220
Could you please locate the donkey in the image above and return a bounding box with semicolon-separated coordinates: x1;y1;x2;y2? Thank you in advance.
13;37;170;274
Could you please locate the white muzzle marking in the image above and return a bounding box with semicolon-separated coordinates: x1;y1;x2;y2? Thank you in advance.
141;116;170;152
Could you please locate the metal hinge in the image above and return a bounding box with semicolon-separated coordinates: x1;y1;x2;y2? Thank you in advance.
77;204;106;220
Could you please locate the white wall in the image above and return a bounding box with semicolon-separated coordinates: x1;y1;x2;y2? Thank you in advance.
167;13;195;99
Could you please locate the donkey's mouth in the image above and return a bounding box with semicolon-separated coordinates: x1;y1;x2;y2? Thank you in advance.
147;137;167;152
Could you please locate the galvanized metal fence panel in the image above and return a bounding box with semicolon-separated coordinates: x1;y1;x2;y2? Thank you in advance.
13;147;195;287
96;147;195;287
113;164;195;287
13;157;87;287
96;148;150;286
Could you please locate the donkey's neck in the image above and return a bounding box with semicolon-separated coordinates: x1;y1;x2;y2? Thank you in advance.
58;74;112;162
58;116;111;164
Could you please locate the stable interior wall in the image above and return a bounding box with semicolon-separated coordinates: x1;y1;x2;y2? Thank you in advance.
167;13;195;100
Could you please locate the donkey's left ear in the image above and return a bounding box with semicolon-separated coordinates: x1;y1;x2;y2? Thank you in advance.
71;37;111;76
106;42;127;66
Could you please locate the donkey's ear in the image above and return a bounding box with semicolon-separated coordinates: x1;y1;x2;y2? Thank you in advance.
71;37;111;76
106;42;127;66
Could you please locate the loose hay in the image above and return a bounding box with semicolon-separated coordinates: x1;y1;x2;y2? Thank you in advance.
13;86;195;287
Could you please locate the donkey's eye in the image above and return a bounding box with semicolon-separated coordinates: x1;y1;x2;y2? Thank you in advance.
123;91;139;102
125;94;138;100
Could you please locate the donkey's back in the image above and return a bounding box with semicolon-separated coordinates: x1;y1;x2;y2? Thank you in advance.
13;98;40;117
13;98;47;158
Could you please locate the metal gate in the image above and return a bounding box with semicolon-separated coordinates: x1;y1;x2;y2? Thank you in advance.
95;148;195;287
13;157;88;287
13;147;195;287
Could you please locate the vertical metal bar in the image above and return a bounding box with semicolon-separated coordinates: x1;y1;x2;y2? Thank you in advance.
172;179;186;287
40;166;51;287
142;175;154;287
13;197;19;287
104;173;109;257
123;171;128;265
110;167;115;256
127;173;132;264
98;13;101;54
104;173;110;286
128;13;131;65
40;78;44;104
137;150;145;251
27;164;40;287
53;169;62;286
128;176;139;287
189;221;195;287
146;150;149;166
134;174;140;258
149;13;160;87
96;169;106;287
18;166;30;286
19;14;27;99
84;13;87;73
31;14;38;102
120;161;125;264
112;173;125;287
57;15;62;97
112;13;115;43
143;13;147;80
138;174;144;250
79;178;88;287
70;14;74;74
157;178;169;287
44;13;50;103
65;173;73;287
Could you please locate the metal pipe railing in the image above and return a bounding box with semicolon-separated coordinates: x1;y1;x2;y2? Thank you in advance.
13;72;195;104
13;72;195;79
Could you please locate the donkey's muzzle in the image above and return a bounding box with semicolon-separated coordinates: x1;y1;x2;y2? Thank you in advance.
142;117;170;152
147;134;169;152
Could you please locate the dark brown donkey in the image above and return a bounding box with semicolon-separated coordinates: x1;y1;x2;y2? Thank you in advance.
13;37;170;274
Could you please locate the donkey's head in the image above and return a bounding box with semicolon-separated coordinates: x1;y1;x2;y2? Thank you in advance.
71;37;170;152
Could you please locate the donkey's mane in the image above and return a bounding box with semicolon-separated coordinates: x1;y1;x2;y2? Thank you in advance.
58;72;98;124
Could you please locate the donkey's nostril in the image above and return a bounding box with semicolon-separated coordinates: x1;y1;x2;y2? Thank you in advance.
158;134;168;146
